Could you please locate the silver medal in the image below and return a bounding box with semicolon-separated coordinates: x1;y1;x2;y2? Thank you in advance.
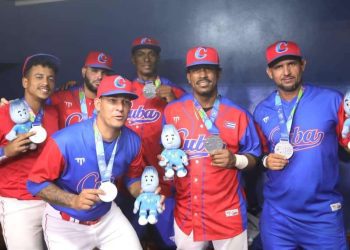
274;140;294;159
204;135;224;153
98;181;118;202
143;84;157;99
29;126;47;144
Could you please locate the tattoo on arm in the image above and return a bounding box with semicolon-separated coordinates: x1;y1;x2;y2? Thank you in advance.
37;183;76;208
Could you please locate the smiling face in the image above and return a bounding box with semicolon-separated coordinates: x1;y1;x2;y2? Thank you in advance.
187;66;220;99
141;166;159;192
9;100;30;124
132;48;159;78
22;65;55;102
266;59;306;94
161;124;181;149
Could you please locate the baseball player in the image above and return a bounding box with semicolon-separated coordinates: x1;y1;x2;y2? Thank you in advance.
119;36;185;249
49;51;113;128
27;75;147;250
162;46;261;250
0;54;60;249
254;41;348;249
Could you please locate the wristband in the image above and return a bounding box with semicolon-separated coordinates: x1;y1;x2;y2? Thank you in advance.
234;154;248;169
262;155;268;168
0;147;7;162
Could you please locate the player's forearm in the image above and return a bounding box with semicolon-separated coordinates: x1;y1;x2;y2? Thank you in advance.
37;183;76;208
0;146;7;163
232;153;258;170
245;153;258;169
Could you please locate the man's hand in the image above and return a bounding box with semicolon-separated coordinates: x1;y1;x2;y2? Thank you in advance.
156;85;176;103
158;194;166;213
264;153;288;170
71;189;104;210
210;148;235;168
4;131;36;158
37;184;104;210
0;98;10;106
59;80;77;91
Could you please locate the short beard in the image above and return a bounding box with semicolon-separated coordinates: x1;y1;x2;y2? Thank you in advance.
84;76;97;93
278;80;302;92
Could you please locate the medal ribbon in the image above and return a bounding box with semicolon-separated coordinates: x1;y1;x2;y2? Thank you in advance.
22;98;44;126
136;76;161;88
193;96;220;135
79;88;97;121
274;87;304;141
93;119;120;182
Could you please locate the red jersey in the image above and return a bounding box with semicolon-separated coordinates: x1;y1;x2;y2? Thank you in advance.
163;94;261;241
50;86;95;128
0;103;58;200
126;77;185;196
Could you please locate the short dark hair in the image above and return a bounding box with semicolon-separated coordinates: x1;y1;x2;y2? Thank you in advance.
23;54;60;77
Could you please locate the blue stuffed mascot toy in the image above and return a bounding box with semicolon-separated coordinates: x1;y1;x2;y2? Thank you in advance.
133;166;163;225
5;99;37;150
159;124;189;178
342;90;350;148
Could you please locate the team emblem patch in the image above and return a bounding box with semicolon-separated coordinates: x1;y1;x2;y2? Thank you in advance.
224;121;236;129
114;76;126;88
225;209;238;217
194;47;207;60
275;41;288;53
98;53;108;64
141;37;151;44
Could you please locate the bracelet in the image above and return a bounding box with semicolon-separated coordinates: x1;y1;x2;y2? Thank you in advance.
262;155;268;168
0;147;7;162
234;154;249;169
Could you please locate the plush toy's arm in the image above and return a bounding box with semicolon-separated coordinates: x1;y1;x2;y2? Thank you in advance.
180;150;189;166
5;128;17;141
159;151;169;167
133;195;142;214
342;118;350;138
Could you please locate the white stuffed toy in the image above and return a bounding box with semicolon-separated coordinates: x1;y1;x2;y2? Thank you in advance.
5;99;36;150
133;166;163;225
159;124;189;178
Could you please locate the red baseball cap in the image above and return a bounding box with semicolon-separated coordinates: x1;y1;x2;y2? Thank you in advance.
97;75;138;100
22;53;60;76
131;37;161;54
84;51;113;71
266;41;302;66
186;46;220;69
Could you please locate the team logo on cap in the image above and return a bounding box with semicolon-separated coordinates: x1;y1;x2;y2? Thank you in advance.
114;76;126;88
194;47;207;60
275;41;288;54
97;53;108;64
141;37;151;45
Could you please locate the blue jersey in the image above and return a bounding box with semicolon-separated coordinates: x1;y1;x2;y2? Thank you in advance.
27;118;144;221
254;84;347;222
